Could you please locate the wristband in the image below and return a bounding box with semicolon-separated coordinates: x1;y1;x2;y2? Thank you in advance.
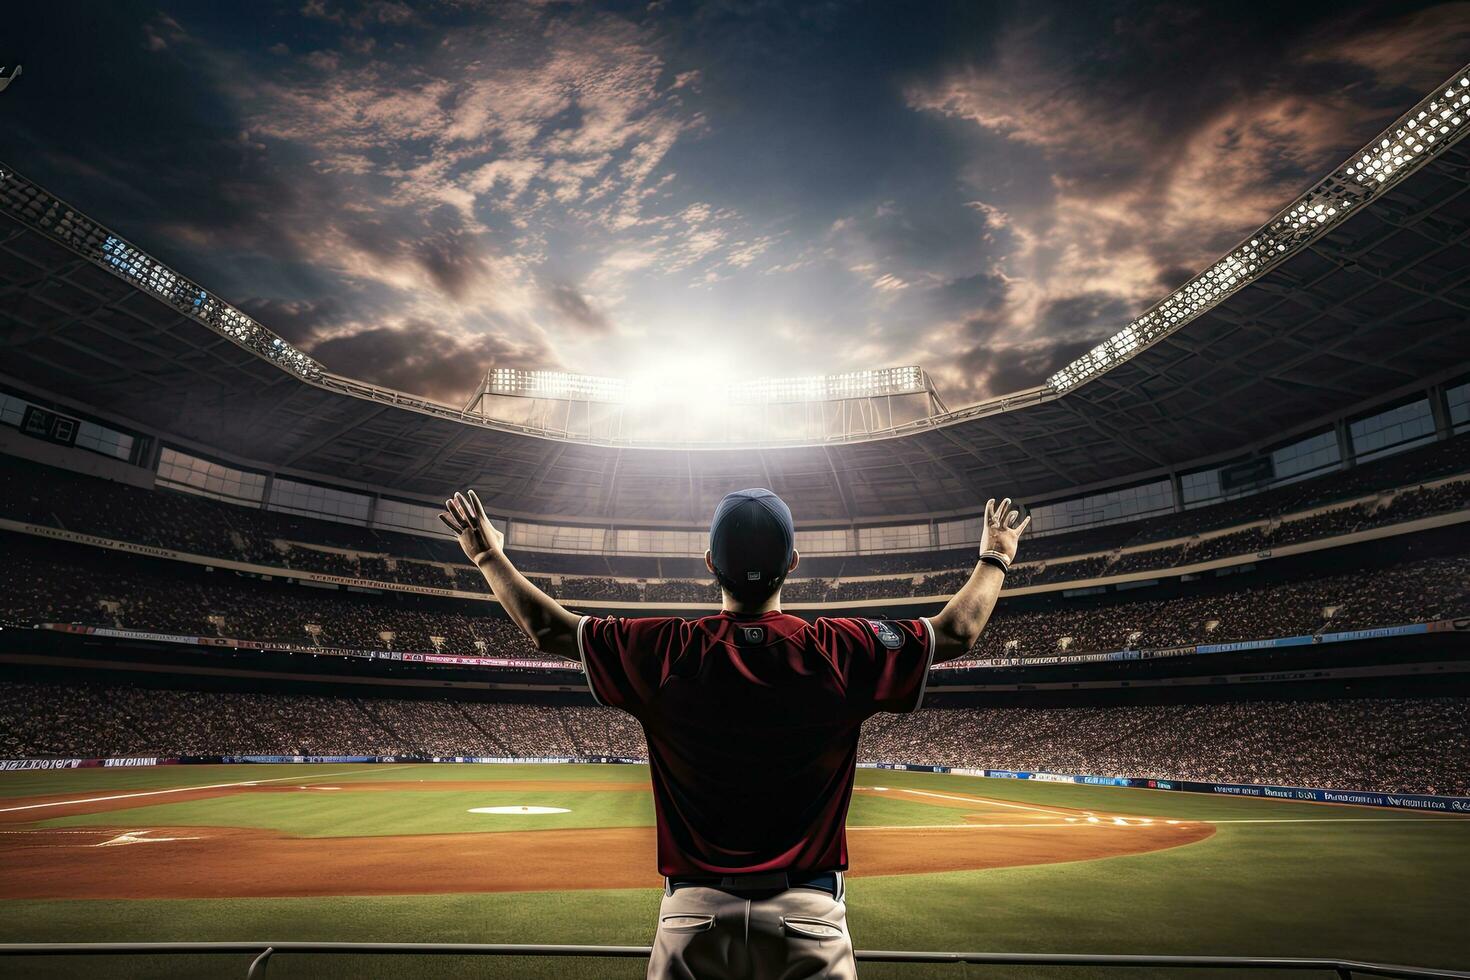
978;550;1011;573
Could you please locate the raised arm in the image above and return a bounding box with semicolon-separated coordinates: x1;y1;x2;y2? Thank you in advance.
928;497;1030;664
439;490;582;662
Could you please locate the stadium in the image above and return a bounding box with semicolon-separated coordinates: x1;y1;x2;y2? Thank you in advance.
2;5;1470;979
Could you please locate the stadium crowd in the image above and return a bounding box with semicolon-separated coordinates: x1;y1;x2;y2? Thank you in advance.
0;681;1462;796
0;537;544;656
970;554;1470;659
0;682;647;759
3;432;1469;603
858;699;1470;796
3;532;1466;662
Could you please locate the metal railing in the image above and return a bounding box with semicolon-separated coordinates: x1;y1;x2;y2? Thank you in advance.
0;942;1466;978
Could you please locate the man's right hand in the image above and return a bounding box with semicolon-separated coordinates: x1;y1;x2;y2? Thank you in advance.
440;488;580;661
980;497;1031;564
440;489;505;564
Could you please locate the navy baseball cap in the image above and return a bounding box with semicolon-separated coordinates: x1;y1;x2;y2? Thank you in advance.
709;488;795;594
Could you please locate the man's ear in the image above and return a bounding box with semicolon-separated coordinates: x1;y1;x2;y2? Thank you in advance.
788;549;800;573
705;550;716;574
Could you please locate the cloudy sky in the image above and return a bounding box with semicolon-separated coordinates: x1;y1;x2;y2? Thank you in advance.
4;1;1468;407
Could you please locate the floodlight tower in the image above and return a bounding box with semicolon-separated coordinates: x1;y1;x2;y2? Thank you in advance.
726;366;950;442
462;368;629;440
462;365;949;444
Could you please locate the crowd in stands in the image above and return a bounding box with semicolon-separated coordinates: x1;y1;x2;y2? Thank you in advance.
0;680;1462;795
858;698;1470;796
968;555;1469;660
4;432;1470;604
556;577;643;601
3;527;1466;662
0;681;646;759
644;579;721;603
0;537;544;656
780;469;1467;597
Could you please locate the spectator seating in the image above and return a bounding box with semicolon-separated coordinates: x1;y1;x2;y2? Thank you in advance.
0;680;1462;795
2;531;1466;664
3;432;1469;603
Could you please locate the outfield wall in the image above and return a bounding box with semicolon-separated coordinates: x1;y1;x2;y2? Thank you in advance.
864;763;1470;814
2;754;1467;814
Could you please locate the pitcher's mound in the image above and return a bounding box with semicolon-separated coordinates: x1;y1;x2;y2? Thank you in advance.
468;806;570;814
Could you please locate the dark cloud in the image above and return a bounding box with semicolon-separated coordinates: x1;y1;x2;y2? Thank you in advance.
1154;265;1197;292
414;227;493;301
933;271;1009;318
236;297;346;345
1037;292;1134;338
544;282;611;334
958;338;1098;396
856;201;991;279
308;320;553;403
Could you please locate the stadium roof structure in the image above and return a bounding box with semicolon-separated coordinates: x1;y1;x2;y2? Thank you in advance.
1;67;1469;525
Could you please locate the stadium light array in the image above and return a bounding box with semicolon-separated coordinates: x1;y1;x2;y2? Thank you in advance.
729;366;929;404
487;368;631;403
1046;68;1470;396
0;165;322;380
488;365;934;405
485;366;932;406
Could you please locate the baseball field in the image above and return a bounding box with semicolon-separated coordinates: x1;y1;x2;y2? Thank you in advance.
0;762;1466;978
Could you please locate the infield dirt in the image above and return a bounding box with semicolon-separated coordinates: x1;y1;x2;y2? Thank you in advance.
0;781;1213;899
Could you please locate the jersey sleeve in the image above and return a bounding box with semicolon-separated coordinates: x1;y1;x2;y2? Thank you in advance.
577;615;685;715
817;617;936;715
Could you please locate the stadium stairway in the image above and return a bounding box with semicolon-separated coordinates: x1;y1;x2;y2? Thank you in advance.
451;702;513;756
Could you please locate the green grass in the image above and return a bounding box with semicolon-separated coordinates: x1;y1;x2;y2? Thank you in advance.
845;793;972;827
2;764;1467;978
24;764;972;837
0;761;651;801
0;763;380;799
40;788;654;836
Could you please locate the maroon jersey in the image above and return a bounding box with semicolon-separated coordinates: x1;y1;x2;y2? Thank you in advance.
578;610;934;877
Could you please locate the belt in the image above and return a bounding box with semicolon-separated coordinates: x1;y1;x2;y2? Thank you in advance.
665;870;841;898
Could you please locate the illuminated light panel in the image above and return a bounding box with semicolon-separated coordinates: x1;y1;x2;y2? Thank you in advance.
729;366;928;404
0;167;321;380
1047;68;1470;394
486;365;931;406
487;368;630;403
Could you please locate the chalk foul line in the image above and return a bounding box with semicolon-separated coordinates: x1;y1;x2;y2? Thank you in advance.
0;765;413;814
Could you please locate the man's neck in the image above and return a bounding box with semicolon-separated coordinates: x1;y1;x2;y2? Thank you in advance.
721;591;782;616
